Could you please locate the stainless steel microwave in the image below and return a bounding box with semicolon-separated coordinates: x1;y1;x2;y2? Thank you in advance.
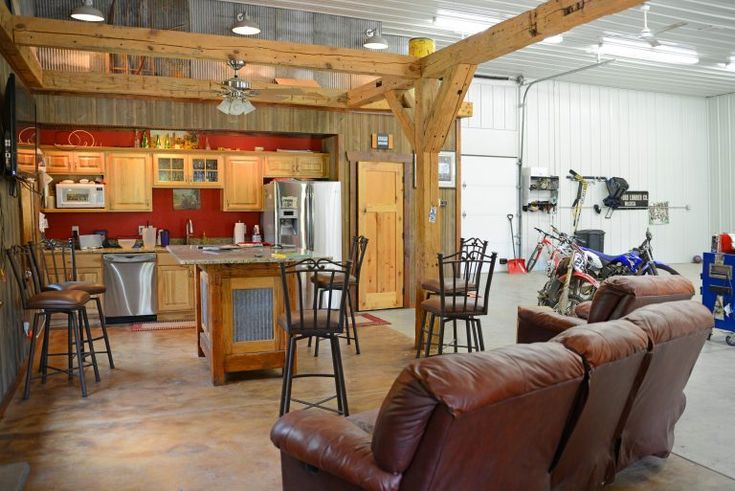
55;183;106;208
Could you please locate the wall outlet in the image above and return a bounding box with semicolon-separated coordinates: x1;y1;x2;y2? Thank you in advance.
23;321;30;336
138;225;145;235
71;225;80;235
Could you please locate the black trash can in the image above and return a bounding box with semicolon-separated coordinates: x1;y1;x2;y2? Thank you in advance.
575;229;605;252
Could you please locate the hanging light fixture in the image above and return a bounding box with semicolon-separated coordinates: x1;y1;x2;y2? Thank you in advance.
363;28;389;50
70;0;105;22
232;13;261;36
217;93;256;116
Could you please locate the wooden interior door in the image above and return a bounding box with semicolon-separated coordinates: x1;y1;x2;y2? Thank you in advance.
357;161;404;310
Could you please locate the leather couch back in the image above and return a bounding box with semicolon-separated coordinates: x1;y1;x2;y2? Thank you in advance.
587;276;694;324
550;320;649;491
372;343;584;490
616;301;713;470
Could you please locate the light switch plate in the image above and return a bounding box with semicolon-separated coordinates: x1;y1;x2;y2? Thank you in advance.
71;225;80;235
138;225;145;235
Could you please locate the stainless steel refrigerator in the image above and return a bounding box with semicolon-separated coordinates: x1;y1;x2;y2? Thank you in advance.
262;180;342;260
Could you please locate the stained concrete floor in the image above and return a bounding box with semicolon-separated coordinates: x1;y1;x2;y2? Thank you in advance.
380;262;735;482
0;262;733;490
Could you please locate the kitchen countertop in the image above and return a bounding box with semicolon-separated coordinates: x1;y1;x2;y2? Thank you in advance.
166;245;321;265
73;247;170;254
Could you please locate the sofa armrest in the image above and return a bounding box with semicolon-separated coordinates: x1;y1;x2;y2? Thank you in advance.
517;306;587;343
271;410;401;491
574;301;592;320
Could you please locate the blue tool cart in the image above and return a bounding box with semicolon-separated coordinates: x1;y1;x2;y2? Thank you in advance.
701;252;735;346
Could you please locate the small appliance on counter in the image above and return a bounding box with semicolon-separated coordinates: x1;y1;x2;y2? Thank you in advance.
141;226;157;250
56;182;105;208
234;221;246;244
78;233;104;250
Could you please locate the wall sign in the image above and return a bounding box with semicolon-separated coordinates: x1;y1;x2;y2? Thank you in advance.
619;191;649;210
371;133;394;150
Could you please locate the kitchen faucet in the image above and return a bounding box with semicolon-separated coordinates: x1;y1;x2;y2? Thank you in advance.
185;219;194;245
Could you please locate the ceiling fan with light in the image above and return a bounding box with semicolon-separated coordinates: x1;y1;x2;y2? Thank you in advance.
634;4;687;47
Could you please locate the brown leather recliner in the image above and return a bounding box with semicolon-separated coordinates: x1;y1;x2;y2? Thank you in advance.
516;275;695;344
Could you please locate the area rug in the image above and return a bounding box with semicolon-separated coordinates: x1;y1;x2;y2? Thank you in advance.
131;321;196;332
353;313;390;327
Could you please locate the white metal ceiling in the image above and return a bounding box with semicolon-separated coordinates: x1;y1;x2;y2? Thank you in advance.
224;0;735;97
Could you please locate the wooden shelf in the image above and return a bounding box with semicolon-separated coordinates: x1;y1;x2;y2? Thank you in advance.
42;208;108;213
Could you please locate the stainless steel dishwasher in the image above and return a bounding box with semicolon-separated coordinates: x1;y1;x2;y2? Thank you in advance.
103;253;157;323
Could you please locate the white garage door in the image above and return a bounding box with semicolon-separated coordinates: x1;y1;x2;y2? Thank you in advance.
461;156;518;267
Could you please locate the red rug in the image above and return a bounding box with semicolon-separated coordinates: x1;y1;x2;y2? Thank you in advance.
354;313;390;327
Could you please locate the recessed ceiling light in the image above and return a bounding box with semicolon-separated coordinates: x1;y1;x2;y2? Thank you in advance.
541;34;564;45
70;0;104;22
593;37;699;65
363;29;389;50
232;13;261;36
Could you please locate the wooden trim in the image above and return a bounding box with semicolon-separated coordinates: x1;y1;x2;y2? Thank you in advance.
385;90;416;149
13;15;421;79
454;120;462;251
421;0;645;77
0;3;42;88
0;360;26;420
346;77;415;107
346;151;412;165
424;64;476;153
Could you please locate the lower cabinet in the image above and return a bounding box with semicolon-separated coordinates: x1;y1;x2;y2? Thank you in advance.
77;267;104;315
156;252;195;320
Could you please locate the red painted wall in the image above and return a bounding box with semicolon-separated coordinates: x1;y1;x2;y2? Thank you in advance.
41;127;326;240
45;189;260;240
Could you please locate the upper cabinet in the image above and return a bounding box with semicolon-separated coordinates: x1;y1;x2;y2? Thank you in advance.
17;148;35;173
223;156;263;211
153;154;223;188
264;153;328;179
106;153;152;211
45;151;105;174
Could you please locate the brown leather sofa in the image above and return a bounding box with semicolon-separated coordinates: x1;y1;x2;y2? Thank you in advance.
271;301;712;491
516;275;695;344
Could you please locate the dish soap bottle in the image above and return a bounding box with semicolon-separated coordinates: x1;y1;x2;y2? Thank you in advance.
252;225;262;243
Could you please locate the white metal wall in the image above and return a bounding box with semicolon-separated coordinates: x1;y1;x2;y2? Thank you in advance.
462;77;711;265
708;93;735;235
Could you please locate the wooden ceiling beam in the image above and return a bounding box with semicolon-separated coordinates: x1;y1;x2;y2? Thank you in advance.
424;64;476;153
345;77;415;107
0;3;43;88
12;15;421;79
421;0;645;78
384;90;415;148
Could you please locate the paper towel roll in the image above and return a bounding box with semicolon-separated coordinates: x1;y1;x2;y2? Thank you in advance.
234;222;246;244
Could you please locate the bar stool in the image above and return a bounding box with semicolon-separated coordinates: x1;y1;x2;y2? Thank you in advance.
311;236;368;356
6;245;100;398
416;249;498;358
30;240;115;368
278;257;352;417
421;237;488;299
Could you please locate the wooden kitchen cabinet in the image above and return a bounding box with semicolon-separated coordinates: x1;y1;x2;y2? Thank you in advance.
45;150;105;174
17;148;35;173
76;267;104;314
223;156;263;211
106;153;152;211
263;153;328;178
153;154;223;188
157;265;195;313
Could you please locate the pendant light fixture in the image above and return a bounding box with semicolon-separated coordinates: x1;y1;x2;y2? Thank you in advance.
363;28;389;50
70;0;105;22
232;13;261;36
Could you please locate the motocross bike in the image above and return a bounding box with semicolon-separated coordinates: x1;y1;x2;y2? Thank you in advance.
582;229;679;279
538;233;601;315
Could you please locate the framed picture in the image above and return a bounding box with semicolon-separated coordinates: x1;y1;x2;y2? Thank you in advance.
438;151;456;188
173;189;201;210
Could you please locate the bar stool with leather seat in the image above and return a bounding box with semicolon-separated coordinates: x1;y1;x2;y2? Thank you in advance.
310;235;368;356
416;249;497;358
6;245;101;399
420;237;488;299
278;257;352;417
30;239;115;368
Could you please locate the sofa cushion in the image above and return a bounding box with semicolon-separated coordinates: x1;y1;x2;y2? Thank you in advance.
516;306;587;343
371;342;584;474
587;276;694;323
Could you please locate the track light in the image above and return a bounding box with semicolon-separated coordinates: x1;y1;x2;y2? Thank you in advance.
70;0;104;22
232;13;261;36
363;28;389;50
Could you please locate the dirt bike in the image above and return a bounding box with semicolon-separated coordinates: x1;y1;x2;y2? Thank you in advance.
584;230;679;278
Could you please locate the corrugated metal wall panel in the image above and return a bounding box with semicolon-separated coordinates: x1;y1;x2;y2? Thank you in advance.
708;94;735;233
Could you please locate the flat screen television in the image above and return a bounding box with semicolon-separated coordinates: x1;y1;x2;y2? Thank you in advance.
2;73;37;180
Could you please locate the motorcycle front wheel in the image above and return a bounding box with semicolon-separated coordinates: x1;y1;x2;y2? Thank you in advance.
555;277;597;315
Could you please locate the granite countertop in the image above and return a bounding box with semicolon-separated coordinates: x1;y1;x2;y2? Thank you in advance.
166;245;324;265
74;247;170;254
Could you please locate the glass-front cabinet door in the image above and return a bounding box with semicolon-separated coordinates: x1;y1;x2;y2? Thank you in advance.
191;156;223;188
154;155;187;186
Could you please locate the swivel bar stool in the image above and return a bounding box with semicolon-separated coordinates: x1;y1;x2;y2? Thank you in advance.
311;235;368;356
421;237;488;299
6;245;100;398
278;257;352;417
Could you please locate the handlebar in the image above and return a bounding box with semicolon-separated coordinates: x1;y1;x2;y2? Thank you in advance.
569;169;579;177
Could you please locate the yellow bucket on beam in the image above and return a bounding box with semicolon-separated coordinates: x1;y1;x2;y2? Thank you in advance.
409;38;436;57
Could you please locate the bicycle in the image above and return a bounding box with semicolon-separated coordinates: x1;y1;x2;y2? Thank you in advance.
526;227;560;272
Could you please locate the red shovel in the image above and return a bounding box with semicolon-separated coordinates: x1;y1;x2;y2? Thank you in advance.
506;214;527;274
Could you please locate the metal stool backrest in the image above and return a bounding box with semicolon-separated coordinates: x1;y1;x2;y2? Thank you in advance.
6;245;42;309
280;258;352;334
438;250;498;315
41;239;77;285
456;237;489;287
348;235;369;283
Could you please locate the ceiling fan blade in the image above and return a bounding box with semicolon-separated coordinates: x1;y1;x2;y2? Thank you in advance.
653;21;687;36
646;37;661;47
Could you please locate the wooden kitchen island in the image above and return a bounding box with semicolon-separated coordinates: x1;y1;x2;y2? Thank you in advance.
167;245;319;385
